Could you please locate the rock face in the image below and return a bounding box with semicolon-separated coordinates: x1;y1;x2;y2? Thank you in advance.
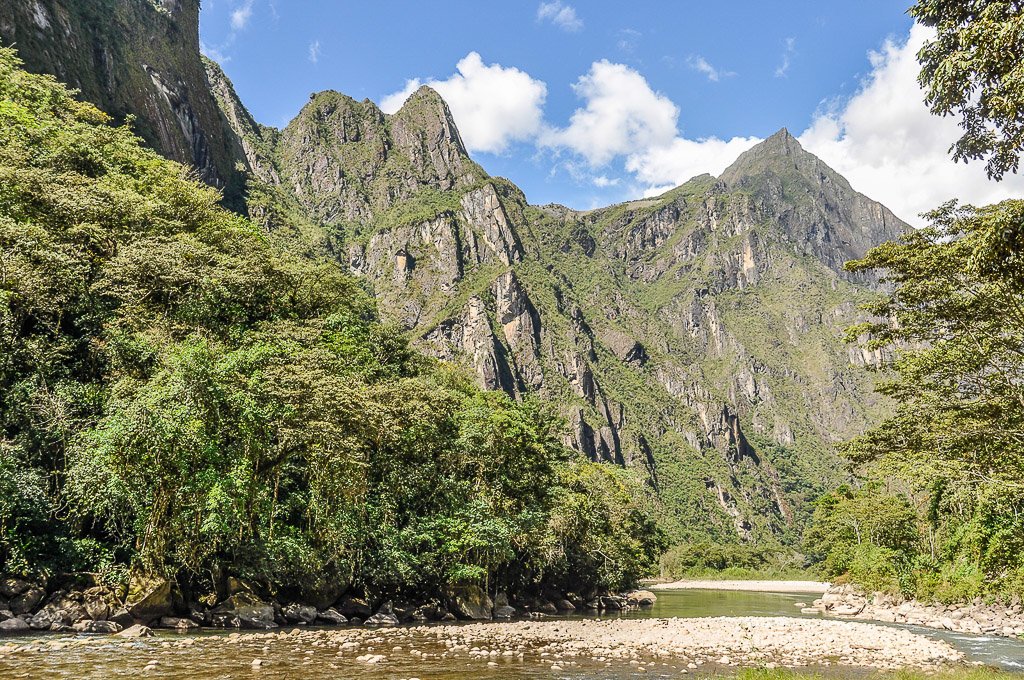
0;0;247;204
125;574;172;623
5;3;908;542
206;73;905;541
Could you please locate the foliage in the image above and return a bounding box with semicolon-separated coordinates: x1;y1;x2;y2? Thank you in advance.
659;541;809;581
911;0;1024;180
0;47;663;600
808;200;1024;599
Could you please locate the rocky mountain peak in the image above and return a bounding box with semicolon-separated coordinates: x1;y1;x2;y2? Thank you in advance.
717;126;907;272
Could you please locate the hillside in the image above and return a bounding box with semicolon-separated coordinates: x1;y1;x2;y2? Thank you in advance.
2;0;910;545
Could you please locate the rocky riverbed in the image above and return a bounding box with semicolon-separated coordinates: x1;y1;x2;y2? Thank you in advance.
0;616;963;678
810;585;1024;639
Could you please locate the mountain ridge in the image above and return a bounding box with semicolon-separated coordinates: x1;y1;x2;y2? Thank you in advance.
1;3;908;544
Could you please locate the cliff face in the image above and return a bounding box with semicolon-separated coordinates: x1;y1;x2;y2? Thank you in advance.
0;0;246;204
240;84;905;541
5;2;906;543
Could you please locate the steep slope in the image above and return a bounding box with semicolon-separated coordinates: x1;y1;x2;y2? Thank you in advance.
220;83;906;542
4;1;904;543
0;0;247;204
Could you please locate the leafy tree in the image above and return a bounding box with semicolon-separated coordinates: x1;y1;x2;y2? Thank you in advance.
0;46;665;603
911;0;1024;179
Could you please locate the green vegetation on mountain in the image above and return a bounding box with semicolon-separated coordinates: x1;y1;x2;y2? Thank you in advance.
0;48;665;600
798;1;1024;602
803;200;1024;600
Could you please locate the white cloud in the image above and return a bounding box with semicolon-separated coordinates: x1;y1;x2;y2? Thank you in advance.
308;40;321;64
775;37;796;78
542;60;679;166
687;55;735;82
797;23;1024;226
379;52;547;155
626;135;762;188
537;1;583;32
230;0;254;31
593;175;620;188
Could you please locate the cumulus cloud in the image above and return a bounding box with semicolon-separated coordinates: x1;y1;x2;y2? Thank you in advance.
379;52;547;155
537;1;583;32
627;135;762;191
775;37;796;78
542;60;679;166
797;23;1024;226
308;40;321;64
687;55;735;82
230;0;254;31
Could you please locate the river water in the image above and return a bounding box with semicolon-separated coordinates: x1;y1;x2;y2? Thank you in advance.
0;589;1021;679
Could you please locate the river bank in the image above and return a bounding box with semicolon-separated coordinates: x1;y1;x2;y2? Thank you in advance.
0;616;964;678
651;580;830;594
811;585;1024;639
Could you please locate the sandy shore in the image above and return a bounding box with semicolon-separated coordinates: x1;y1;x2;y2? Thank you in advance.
0;616;963;674
651;579;831;593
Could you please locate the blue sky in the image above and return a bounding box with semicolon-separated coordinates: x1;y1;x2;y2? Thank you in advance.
200;1;1023;224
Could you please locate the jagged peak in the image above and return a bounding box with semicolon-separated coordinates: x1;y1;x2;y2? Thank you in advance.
389;84;469;159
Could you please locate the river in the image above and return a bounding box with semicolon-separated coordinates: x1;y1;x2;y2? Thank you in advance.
0;588;1020;678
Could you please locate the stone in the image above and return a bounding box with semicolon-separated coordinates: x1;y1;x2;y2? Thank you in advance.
316;608;347;625
0;617;30;632
10;586;45;615
212;592;277;629
0;609;14;621
108;608;135;628
0;578;31;599
446;585;493;621
493;605;516;619
364;612;399;627
281;604;317;625
625;590;657;607
601;596;625;611
125;574;173;623
28;610;54;630
115;624;154;638
555;599;577;612
75;619;123;634
159;616;199;630
336;596;373;619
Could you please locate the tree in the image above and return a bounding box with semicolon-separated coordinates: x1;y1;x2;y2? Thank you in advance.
911;0;1024;179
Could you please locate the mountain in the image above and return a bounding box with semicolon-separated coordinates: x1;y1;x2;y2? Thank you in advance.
3;1;908;543
0;0;247;205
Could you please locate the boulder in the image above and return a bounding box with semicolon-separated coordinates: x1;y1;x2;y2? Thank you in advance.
38;592;88;625
336;596;372;619
536;601;558;615
0;609;15;621
10;586;45;615
125;574;173;623
555;599;576;612
0;617;30;633
600;596;625;611
75;619;122;634
446;585;493;621
159;616;199;631
212;592;277;629
28;610;54;630
115;624;154;638
281;604;317;625
108;608;135;628
316;608;347;625
493;605;516;619
83;586;117;621
625;590;657;607
364;612;399;626
0;578;31;599
49;621;73;632
494;592;510;609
